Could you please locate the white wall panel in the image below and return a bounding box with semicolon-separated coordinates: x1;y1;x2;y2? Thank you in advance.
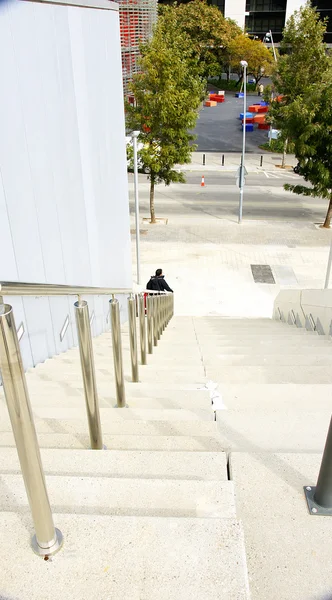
0;0;132;370
224;0;246;30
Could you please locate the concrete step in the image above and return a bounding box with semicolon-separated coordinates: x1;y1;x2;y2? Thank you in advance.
206;365;332;384
0;448;228;480
0;513;250;600
0;431;227;451
25;393;212;411
219;383;332;410
198;338;330;348
1;474;235;518
0;418;220;436
204;354;332;366
30;407;214;422
216;409;330;452
199;345;332;356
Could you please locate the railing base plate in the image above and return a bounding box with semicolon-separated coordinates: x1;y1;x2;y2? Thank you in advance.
304;486;332;516
32;528;64;558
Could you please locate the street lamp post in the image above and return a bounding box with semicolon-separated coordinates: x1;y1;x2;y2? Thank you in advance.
239;60;248;224
324;238;332;289
132;130;141;285
264;31;277;146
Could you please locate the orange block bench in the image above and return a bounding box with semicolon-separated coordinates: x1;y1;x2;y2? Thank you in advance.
253;114;266;124
205;100;217;107
248;105;260;112
209;94;225;103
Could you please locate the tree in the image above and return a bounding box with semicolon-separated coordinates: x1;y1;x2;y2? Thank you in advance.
268;2;332;213
172;0;242;80
228;35;275;85
284;85;332;228
126;8;204;223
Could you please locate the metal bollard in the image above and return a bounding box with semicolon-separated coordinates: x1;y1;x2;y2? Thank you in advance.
139;294;147;365
304;416;332;515
0;303;63;557
203;153;206;166
222;154;225;167
153;296;158;347
260;155;263;167
128;294;139;382
74;300;103;449
147;296;153;354
109;298;126;407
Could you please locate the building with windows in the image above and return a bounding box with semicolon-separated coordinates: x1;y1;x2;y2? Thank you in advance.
208;0;331;43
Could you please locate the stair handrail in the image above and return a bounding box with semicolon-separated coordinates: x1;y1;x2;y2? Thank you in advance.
0;282;174;556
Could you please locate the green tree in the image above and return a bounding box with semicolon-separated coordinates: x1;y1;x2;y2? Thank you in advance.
268;2;332;192
172;0;242;80
228;35;275;85
126;8;204;223
284;85;332;228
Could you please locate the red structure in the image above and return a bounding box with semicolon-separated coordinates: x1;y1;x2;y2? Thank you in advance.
117;0;157;97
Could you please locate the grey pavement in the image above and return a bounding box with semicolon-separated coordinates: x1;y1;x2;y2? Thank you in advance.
192;92;272;153
178;151;298;173
129;170;331;317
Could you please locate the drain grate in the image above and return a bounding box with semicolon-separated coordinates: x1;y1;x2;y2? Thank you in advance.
251;264;275;284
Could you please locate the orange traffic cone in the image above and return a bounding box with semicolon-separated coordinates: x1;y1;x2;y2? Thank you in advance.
201;175;205;187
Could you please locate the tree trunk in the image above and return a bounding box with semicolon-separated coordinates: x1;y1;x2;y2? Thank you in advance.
150;176;156;224
282;138;288;168
323;194;332;228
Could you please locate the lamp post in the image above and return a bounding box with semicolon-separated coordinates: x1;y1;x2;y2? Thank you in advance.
132;130;141;285
239;60;248;224
264;31;277;146
324;238;332;289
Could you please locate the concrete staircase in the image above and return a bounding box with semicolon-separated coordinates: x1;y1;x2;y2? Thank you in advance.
0;316;331;599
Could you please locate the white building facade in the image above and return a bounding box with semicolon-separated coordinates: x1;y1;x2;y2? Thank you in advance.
0;0;132;369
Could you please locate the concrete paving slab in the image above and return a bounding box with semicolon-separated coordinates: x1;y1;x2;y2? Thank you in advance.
0;513;250;600
206;365;332;384
0;431;228;452
230;452;332;600
218;383;332;411
0;474;235;518
0;448;228;480
30;407;214;422
204;354;332;366
216;410;330;452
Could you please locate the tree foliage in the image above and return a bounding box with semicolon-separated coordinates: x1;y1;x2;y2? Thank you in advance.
228;35;275;84
126;7;204;223
268;1;332;225
171;0;242;79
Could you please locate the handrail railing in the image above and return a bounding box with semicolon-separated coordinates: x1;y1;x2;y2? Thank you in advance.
0;283;174;556
0;281;132;296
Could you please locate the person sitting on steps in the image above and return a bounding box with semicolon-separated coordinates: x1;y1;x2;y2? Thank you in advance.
146;269;173;293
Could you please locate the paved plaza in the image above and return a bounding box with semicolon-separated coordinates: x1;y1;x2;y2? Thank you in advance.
129;157;331;317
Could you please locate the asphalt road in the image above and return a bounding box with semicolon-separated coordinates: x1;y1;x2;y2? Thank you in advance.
182;171;302;187
192;92;271;154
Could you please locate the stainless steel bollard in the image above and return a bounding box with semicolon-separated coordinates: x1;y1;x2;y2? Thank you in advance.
147;296;153;354
109;298;126;407
128;294;139;382
153;296;158;347
75;300;103;449
139;294;147;365
0;303;63;557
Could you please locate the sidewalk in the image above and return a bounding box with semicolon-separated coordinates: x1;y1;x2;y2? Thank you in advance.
177;152;298;173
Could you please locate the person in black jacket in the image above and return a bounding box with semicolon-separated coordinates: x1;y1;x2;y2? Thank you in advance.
146;269;173;293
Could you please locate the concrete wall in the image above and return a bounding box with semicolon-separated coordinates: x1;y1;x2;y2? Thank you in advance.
285;0;305;23
224;0;246;30
0;0;132;369
274;289;332;335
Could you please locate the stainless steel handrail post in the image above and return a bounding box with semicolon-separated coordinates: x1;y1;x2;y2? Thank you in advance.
153;296;158;347
109;298;126;407
157;295;161;340
139;294;147;365
0;303;63;557
147;295;153;354
74;300;103;449
128;294;139;382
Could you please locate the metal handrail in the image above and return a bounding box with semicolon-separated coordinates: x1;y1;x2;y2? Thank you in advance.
0;284;174;556
0;281;132;296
